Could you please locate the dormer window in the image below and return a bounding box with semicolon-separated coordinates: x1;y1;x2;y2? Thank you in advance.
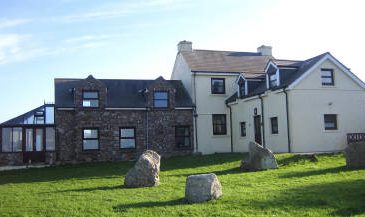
154;91;169;108
321;68;334;86
237;77;246;97
82;91;99;107
269;74;278;88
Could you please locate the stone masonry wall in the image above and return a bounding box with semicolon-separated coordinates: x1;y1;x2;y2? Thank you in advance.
55;76;194;164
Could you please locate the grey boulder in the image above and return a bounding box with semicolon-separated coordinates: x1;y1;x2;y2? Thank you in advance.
124;150;160;188
345;141;365;168
241;141;278;171
185;173;222;203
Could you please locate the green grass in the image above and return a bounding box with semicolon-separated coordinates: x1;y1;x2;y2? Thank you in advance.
0;153;364;217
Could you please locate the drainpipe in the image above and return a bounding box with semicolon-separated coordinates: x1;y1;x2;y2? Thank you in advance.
193;106;198;153
283;88;291;153
145;106;149;150
226;103;233;153
259;95;266;148
193;73;199;153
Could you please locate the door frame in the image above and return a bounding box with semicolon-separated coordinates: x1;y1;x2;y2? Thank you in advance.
253;115;262;145
22;127;46;163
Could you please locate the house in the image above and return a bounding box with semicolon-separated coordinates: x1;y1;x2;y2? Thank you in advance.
0;75;194;165
171;41;365;154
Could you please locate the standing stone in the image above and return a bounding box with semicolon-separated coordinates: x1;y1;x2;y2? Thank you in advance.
185;173;222;203
345;142;365;168
124;150;160;188
241;141;278;171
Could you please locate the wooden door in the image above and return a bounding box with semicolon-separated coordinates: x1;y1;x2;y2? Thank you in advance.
23;128;45;163
253;115;262;145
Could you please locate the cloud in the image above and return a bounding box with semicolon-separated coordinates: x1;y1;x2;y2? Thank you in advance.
0;18;31;29
59;0;190;22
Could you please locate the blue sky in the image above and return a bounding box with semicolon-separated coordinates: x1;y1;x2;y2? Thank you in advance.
1;0;364;123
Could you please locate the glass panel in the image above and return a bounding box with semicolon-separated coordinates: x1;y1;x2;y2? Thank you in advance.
82;99;99;107
83;91;98;98
120;139;135;149
212;79;224;93
325;122;335;128
12;128;22;152
83;140;99;150
35;129;43;151
322;77;333;83
321;70;332;77
84;129;98;139
121;128;134;137
1;128;12;152
154;100;168;108
46;127;55;151
26;129;33;151
35;116;45;124
154;91;168;100
45;106;54;124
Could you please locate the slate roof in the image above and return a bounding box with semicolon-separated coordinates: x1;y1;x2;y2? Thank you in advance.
55;79;194;108
181;49;272;73
225;52;329;104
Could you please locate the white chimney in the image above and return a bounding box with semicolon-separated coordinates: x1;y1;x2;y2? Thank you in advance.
177;40;192;52
257;45;272;56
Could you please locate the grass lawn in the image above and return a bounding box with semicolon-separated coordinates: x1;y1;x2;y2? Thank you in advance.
0;153;364;217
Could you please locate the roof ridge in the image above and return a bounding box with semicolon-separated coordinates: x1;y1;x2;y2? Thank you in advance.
191;49;260;54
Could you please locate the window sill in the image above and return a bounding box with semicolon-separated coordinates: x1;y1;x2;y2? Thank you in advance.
210;94;227;97
212;134;230;138
120;148;137;152
323;129;340;133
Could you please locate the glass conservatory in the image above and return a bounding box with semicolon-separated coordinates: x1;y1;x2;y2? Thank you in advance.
0;104;55;164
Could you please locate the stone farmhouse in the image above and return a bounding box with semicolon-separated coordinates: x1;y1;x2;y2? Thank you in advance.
1;41;365;166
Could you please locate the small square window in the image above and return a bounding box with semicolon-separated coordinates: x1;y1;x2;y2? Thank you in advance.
240;122;246;137
83;128;99;150
212;114;227;135
82;91;99;107
211;78;225;94
321;69;334;86
154;91;168;108
324;114;337;130
270;117;278;134
120;128;136;149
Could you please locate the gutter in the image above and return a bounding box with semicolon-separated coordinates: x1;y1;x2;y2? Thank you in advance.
259;95;266;148
283;88;291;153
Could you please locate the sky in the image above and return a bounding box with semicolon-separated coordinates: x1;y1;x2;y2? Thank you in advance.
1;0;365;123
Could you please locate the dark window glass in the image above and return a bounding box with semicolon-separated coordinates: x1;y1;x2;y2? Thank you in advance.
269;74;277;88
154;91;168;108
239;82;245;97
83;128;99;150
240;122;246;137
321;69;334;86
212;114;227;135
271;117;278;134
175;126;191;148
211;78;225;94
120;128;136;149
82;91;99;107
324;114;337;130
